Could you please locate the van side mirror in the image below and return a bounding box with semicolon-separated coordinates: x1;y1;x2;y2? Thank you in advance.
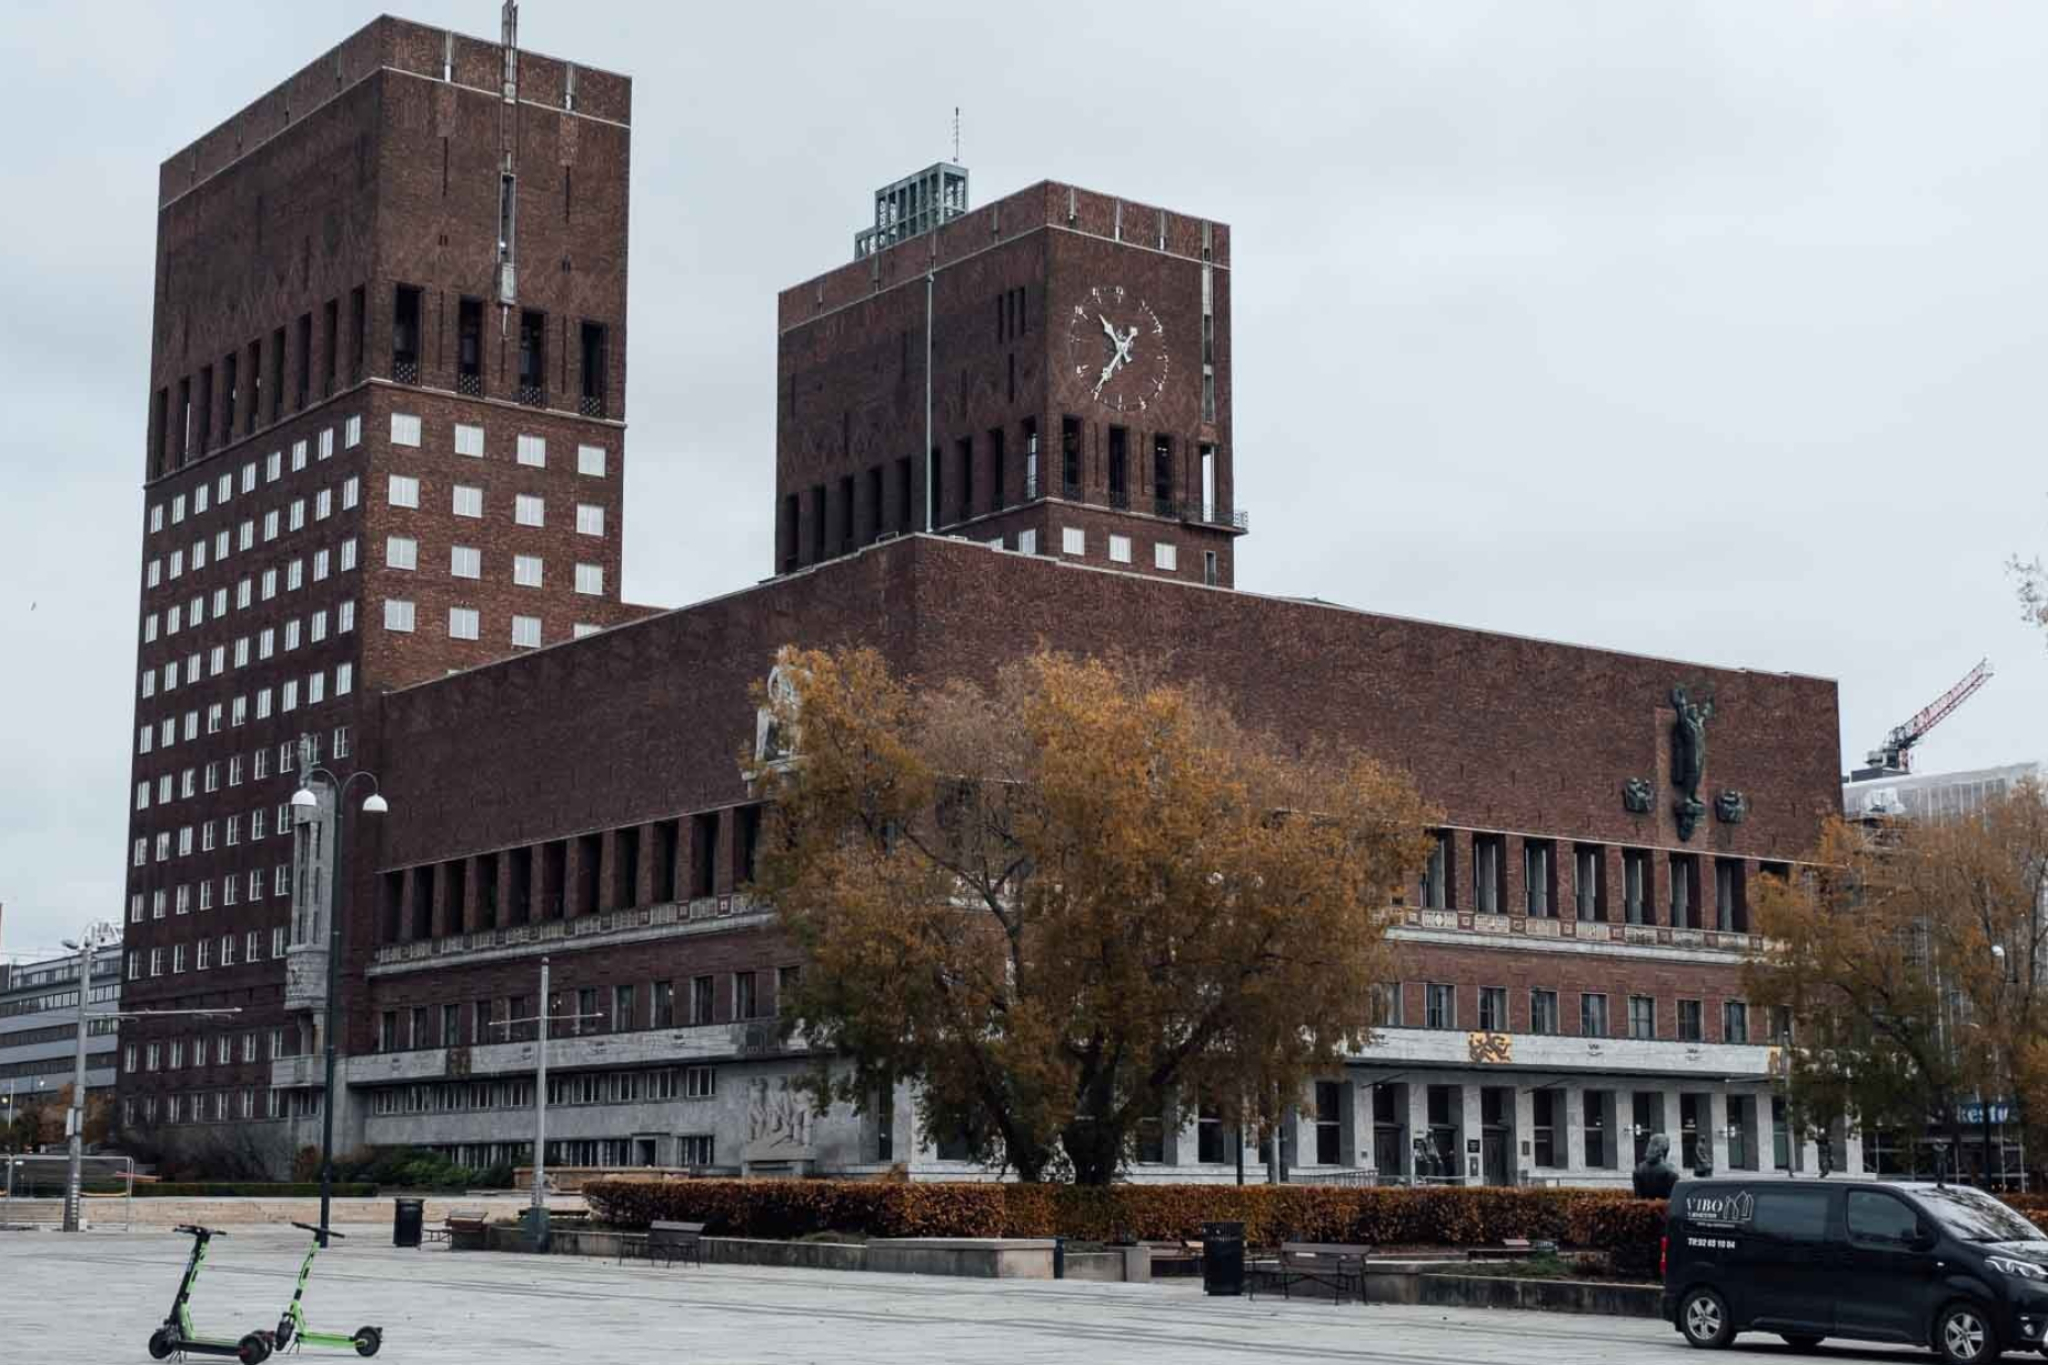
1911;1223;1940;1252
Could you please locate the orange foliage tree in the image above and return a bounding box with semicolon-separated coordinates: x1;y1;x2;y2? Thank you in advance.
753;646;1434;1184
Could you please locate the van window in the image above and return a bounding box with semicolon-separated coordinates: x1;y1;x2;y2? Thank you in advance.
1846;1191;1919;1247
1913;1185;2047;1243
1751;1187;1830;1242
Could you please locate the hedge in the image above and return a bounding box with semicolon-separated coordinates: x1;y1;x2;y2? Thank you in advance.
135;1182;379;1198
583;1180;1670;1271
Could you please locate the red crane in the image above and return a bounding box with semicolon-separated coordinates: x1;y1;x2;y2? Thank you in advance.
1860;658;1994;777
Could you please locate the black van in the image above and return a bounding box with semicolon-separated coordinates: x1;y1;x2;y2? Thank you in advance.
1663;1178;2048;1363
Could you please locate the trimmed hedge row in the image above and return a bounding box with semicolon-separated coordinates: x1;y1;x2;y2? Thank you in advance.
135;1182;379;1198
583;1180;1670;1273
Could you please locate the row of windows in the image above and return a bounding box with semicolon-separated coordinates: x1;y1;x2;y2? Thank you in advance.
129;861;294;916
141;612;356;722
125;928;290;982
386;414;609;479
136;728;346;814
148;417;362;535
142;538;358;655
1391;982;1768;1044
367;1066;717;1117
146;470;361;596
1414;832;1777;932
0;982;120;1018
384;602;603;649
383;536;603;593
122;1088;306;1127
375;971;795;1055
127;1026;275;1074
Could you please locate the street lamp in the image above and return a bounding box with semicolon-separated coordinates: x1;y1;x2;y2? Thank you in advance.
291;761;387;1246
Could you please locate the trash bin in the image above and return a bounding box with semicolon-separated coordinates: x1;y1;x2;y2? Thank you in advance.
1053;1235;1067;1279
1200;1220;1245;1297
392;1196;425;1248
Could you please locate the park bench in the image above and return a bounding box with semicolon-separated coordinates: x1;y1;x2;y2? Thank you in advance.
618;1219;706;1268
1141;1239;1206;1277
1464;1237;1537;1261
422;1207;488;1248
1248;1242;1371;1304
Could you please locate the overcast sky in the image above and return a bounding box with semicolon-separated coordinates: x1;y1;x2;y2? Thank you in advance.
2;1;2044;955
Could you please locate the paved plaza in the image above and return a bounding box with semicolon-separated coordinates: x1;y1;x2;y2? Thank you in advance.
4;1228;1939;1363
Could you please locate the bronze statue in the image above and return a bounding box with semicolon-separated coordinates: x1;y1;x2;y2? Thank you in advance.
1632;1132;1678;1198
1671;686;1714;804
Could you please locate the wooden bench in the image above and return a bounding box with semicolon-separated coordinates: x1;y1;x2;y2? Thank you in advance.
1248;1242;1370;1304
422;1207;488;1247
618;1220;706;1268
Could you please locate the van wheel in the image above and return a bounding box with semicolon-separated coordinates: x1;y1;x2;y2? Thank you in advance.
1936;1302;1997;1365
1778;1337;1823;1352
1679;1287;1734;1349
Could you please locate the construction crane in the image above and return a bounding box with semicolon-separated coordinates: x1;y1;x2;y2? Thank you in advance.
1854;658;1994;780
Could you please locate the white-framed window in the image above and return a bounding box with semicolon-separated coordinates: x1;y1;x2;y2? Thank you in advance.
282;679;299;712
260;569;277;600
292;439;309;471
388;475;419;509
573;622;601;639
319;427;335;460
259;627;275;659
575;563;603;596
158;773;173;802
511;614;542;649
453;484;482;518
135;780;149;810
313;548;330;581
385;536;418;571
454;423;484;458
133;837;148;867
310;609;328;642
254;747;269;780
333;725;351;758
172;944;186;974
249;931;263;963
1154;542;1178;571
214;528;229;558
272;926;288;958
176;884;191;915
514;554;543;587
262;511;279;544
1108;534;1132;564
183;710;198;741
172;493;186;524
149;948;163;977
451;545;481;578
390;412;422;447
199;879;214;910
211;586;227;617
218;473;233;502
147;558;161;588
149;504;164;533
1062;526;1085;556
139;722;153;751
266;451;282;482
177;826;193;857
289;498;306;531
194;485;209;515
196;939;211;971
236;577;252;608
336;662;354;695
206;702;222;734
169;549;183;579
515;494;545;526
286;558;303;591
141;670;156;699
284;619;301;651
315;488;332;520
256;687;272;719
577;444;606;477
576;503;605;537
341;538;358;571
384;599;417;633
204;760;219;791
241;461;257;493
517;434;547;467
343;475;360;509
144;612;158;643
344;414;362;448
339;601;356;632
448;606;480;640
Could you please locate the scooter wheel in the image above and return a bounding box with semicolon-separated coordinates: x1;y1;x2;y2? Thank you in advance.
147;1328;176;1360
237;1333;272;1364
353;1326;382;1357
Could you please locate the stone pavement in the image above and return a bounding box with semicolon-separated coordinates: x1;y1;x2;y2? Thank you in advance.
3;1228;1926;1363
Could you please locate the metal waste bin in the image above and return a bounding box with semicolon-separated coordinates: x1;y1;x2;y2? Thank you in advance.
1200;1220;1245;1297
392;1196;425;1248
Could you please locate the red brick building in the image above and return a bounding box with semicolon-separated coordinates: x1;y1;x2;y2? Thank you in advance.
119;15;1850;1188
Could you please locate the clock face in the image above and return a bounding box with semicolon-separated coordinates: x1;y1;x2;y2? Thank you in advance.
1064;285;1168;414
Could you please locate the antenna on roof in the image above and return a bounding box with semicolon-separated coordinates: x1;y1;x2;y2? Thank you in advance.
953;107;960;164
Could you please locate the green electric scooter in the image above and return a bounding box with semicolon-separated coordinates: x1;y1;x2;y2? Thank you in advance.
262;1222;381;1357
148;1224;275;1363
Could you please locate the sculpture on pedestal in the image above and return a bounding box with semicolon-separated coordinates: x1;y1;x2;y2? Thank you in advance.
1632;1132;1679;1198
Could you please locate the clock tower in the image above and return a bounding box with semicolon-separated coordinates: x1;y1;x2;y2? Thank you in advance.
774;172;1241;587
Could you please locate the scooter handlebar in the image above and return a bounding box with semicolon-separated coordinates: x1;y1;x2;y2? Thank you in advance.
173;1223;225;1236
291;1221;346;1238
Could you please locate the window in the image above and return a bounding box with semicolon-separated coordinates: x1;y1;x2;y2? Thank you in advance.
574;563;602;596
1107;533;1132;564
337;663;353;695
1581;992;1609;1038
1574;845;1602;920
515;494;545;527
1154;542;1177;571
1677;999;1704;1042
389;411;422;447
262;510;279;541
289;498;306;531
448;606;480;640
450;544;481;579
1671;854;1700;929
385;536;417;570
1061;526;1085;556
683;1065;716;1099
384;599;417;633
735;972;759;1020
1478;986;1508;1032
266;451;282;482
517;434;546;468
343;476;360;509
1530;989;1559;1035
1425;983;1456;1030
1523;840;1553;917
511;615;541;649
388;475;419;509
340;601;356;632
1846;1190;1922;1247
690;976;715;1025
1623;849;1650;924
1715;858;1744;932
1017;528;1038;555
1723;1000;1749;1043
1473;834;1504;914
576;503;604;537
577;444;605;477
514;555;543;587
1628;995;1656;1040
452;484;482;519
573;623;601;639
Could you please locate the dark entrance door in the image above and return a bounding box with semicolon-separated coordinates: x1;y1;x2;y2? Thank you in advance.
1482;1130;1510;1185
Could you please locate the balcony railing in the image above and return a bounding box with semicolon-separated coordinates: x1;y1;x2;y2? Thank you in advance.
578;394;607;419
1038;479;1251;532
391;357;420;386
516;383;547;408
455;372;483;397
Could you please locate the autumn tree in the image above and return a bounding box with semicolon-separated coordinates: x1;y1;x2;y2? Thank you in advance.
32;1086;113;1148
754;645;1434;1185
1747;781;2048;1168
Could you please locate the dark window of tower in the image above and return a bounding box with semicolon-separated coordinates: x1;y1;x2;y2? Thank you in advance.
348;285;366;383
989;429;1007;510
689;812;717;898
737;805;764;886
1203;550;1218;586
896;457;913;532
579;321;607;417
838;475;854;551
1199;443;1217;520
1060;417;1081;496
1473;833;1505;914
176;377;191;465
810;485;826;563
319;301;335;399
929;446;942;528
221;351;237;439
517;310;546;406
1670;853;1699;930
994;293;1003;344
1107;427;1128;508
268;328;284;423
866;466;883;543
457;298;484;396
150;387;168;477
1007;351;1015;404
392;285;422;384
1152;434;1173;515
779;494;798;573
245;341;261;435
1623;848;1651;924
956;437;973;518
196;365;213;454
1023;417;1039;498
